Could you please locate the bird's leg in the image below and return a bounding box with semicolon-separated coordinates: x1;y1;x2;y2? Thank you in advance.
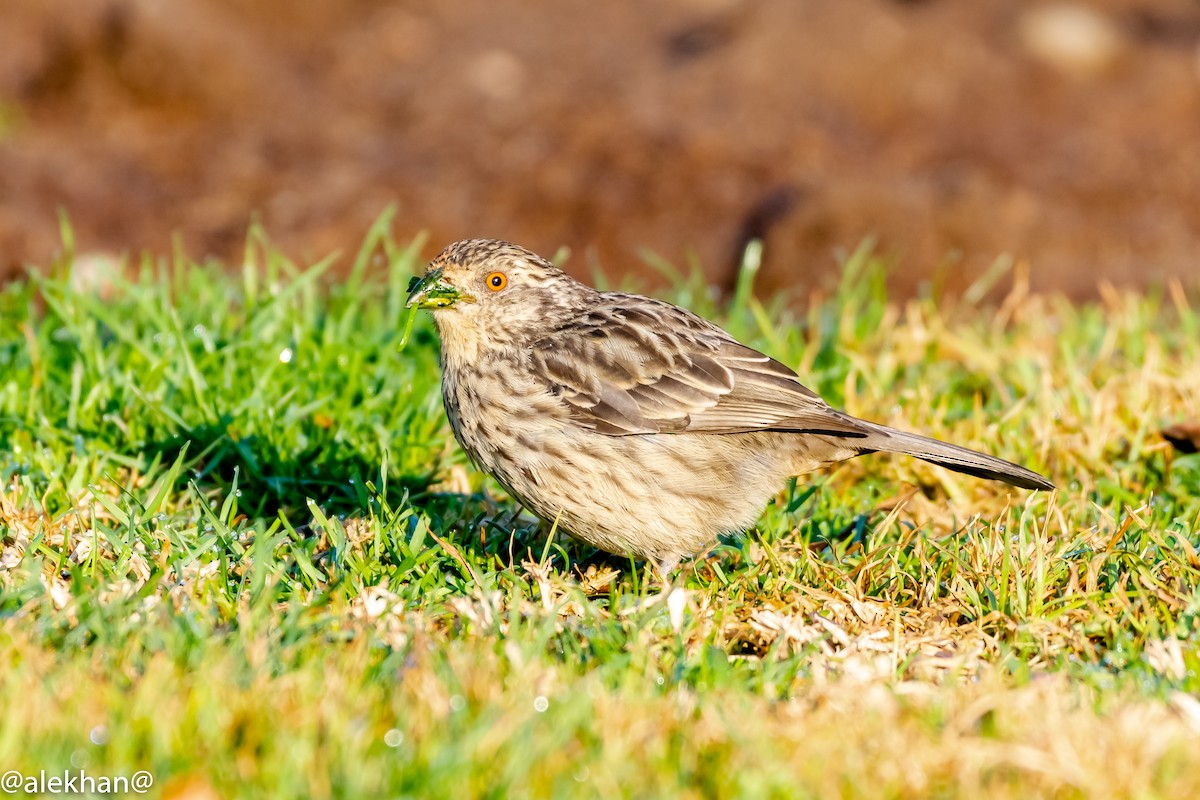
621;554;687;630
656;554;680;592
658;556;689;632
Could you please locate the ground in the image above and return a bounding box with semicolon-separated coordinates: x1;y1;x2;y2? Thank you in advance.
1;232;1198;797
2;3;1199;795
1;0;1199;296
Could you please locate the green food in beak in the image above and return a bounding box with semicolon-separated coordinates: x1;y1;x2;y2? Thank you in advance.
406;267;475;309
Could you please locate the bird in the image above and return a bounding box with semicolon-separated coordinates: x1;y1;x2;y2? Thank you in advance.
406;239;1053;579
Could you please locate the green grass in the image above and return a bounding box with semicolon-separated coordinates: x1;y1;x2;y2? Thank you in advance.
2;219;1200;798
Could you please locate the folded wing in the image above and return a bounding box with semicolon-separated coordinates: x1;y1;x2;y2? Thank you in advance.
529;294;870;438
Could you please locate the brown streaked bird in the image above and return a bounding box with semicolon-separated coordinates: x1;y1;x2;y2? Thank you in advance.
407;239;1053;578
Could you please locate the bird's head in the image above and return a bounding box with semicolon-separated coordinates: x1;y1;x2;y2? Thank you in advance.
407;239;593;355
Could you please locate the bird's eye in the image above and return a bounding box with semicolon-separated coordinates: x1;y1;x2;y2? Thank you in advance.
486;272;508;291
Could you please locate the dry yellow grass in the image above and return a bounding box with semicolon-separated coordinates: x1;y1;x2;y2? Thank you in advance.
1;241;1199;797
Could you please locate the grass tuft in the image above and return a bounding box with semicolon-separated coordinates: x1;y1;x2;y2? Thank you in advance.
2;226;1199;797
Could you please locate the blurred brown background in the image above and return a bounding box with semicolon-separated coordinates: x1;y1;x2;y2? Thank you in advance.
1;0;1198;296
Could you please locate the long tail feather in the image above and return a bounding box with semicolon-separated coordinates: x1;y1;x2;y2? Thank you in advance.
860;423;1053;491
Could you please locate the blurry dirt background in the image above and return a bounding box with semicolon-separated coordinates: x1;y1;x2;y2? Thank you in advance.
1;0;1198;296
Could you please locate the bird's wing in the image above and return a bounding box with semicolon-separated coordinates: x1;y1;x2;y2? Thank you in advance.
528;294;871;437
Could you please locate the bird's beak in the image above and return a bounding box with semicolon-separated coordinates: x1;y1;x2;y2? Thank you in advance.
406;267;475;309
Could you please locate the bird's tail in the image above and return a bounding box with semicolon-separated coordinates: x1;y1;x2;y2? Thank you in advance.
857;422;1054;491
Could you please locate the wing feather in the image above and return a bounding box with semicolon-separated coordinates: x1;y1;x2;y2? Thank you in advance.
529;294;870;438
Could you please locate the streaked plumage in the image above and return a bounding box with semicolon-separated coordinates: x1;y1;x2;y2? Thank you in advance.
407;239;1053;574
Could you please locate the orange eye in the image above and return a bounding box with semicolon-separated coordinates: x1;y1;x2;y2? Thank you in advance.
486;272;508;291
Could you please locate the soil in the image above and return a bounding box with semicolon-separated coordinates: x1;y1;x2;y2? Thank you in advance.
1;0;1198;297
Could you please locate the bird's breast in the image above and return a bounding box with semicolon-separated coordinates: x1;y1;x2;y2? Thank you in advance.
440;356;567;471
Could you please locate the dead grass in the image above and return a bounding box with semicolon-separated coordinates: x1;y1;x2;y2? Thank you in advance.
1;243;1199;797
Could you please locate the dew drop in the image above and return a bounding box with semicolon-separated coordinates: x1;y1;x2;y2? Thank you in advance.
89;725;109;745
